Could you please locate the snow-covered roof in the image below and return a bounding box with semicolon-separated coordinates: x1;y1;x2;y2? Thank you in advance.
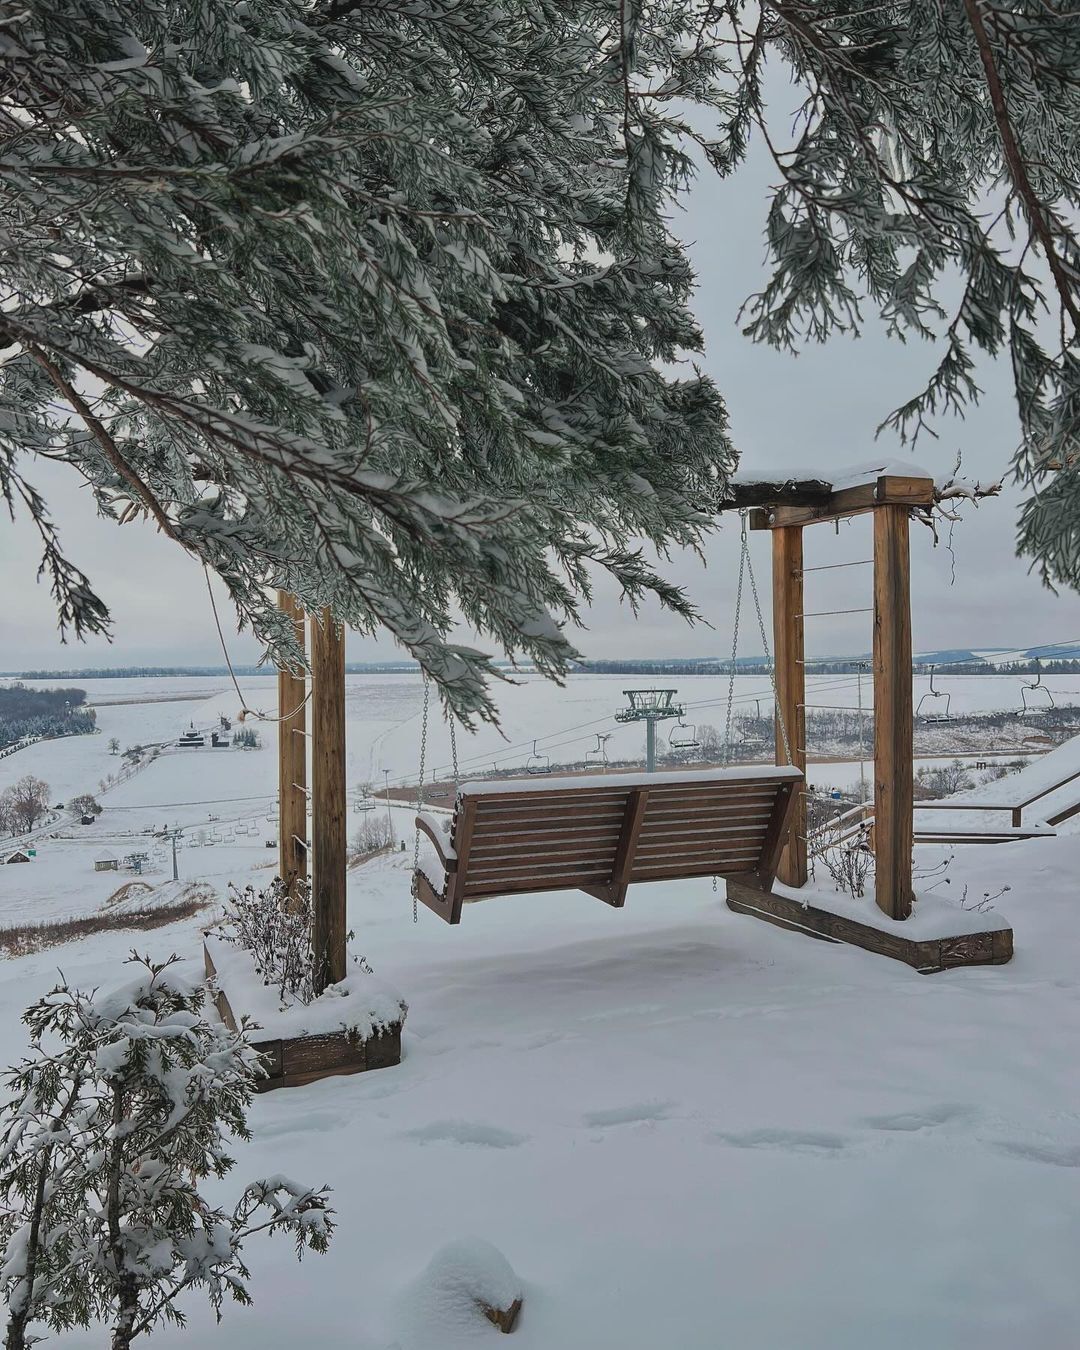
458;765;802;797
94;850;118;862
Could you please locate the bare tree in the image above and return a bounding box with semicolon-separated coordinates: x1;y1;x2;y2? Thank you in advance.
7;777;51;834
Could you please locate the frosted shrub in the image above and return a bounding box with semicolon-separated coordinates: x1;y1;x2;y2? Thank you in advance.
219;879;318;1006
811;820;875;900
0;954;333;1350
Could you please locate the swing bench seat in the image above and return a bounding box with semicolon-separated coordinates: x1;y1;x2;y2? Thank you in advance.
412;765;803;924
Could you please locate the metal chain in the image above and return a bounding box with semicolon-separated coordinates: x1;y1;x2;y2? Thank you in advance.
743;523;793;764
449;714;459;784
723;521;747;763
411;677;430;923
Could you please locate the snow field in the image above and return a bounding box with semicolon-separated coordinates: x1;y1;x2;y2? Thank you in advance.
0;837;1075;1350
1;675;1079;1348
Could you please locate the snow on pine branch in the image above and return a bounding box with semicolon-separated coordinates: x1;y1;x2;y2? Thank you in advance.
0;0;735;723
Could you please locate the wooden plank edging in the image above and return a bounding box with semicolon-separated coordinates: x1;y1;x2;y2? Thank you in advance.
725;880;1013;974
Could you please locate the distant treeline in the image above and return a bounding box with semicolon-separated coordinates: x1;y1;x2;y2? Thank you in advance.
8;657;1079;682
6;663;423;679
0;684;96;750
571;658;1080;676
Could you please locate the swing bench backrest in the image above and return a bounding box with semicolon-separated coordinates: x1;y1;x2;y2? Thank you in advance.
412;765;802;924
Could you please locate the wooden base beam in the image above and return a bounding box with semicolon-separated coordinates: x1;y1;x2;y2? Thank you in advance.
726;880;1012;974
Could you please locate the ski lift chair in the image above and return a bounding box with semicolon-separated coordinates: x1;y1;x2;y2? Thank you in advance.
669;719;701;753
526;740;551;774
916;665;953;722
585;733;611;771
1020;663;1055;715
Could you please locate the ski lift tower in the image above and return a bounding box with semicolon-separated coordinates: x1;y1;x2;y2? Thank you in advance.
615;690;685;773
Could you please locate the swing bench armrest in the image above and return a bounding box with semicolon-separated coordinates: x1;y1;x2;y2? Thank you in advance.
416;812;457;869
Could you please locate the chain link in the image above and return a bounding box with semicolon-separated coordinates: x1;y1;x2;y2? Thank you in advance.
744;528;793;764
411;677;430;923
723;519;747;762
449;714;459;783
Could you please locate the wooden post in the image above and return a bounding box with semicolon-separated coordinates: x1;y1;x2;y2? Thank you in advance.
277;593;308;894
772;527;807;887
873;506;914;920
311;608;347;992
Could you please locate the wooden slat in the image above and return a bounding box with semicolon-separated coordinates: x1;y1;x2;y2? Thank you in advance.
636;840;766;864
465;869;615;896
639;807;774;829
643;789;781;811
630;859;760;879
637;824;770;848
466;850;618;876
469;829;621;854
470;805;627;827
636;835;766;859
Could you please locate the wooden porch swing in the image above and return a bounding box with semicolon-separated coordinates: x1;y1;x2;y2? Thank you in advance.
411;513;803;923
413;766;802;924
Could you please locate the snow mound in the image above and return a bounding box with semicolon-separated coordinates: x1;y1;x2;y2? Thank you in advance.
392;1237;523;1348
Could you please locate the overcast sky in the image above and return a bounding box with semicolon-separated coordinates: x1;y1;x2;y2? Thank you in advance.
2;138;1072;672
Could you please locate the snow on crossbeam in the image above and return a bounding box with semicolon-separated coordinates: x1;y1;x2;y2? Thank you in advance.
457;765;802;797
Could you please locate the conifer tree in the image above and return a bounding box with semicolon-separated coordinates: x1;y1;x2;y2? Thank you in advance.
0;954;333;1350
5;2;1080;716
0;0;734;720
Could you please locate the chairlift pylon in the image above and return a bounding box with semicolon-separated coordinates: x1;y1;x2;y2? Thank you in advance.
916;665;954;723
526;739;551;774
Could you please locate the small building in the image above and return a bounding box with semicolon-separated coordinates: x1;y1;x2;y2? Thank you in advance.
80;814;96;826
94;852;119;872
4;850;30;865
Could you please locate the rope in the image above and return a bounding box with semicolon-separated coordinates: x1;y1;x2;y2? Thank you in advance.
742;514;793;764
411;677;430;924
723;520;747;762
203;566;260;718
203;565;314;725
798;559;873;573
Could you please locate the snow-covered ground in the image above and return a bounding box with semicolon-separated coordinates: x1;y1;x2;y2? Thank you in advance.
2;673;1080;1348
0;839;1077;1349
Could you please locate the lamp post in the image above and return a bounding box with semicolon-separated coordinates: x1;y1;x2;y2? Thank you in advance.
383;768;394;843
614;690;685;772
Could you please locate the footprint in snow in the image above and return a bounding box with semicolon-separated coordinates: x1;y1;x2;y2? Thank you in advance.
863;1103;974;1133
403;1120;527;1149
713;1127;848;1154
993;1139;1080;1168
582;1101;674;1129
